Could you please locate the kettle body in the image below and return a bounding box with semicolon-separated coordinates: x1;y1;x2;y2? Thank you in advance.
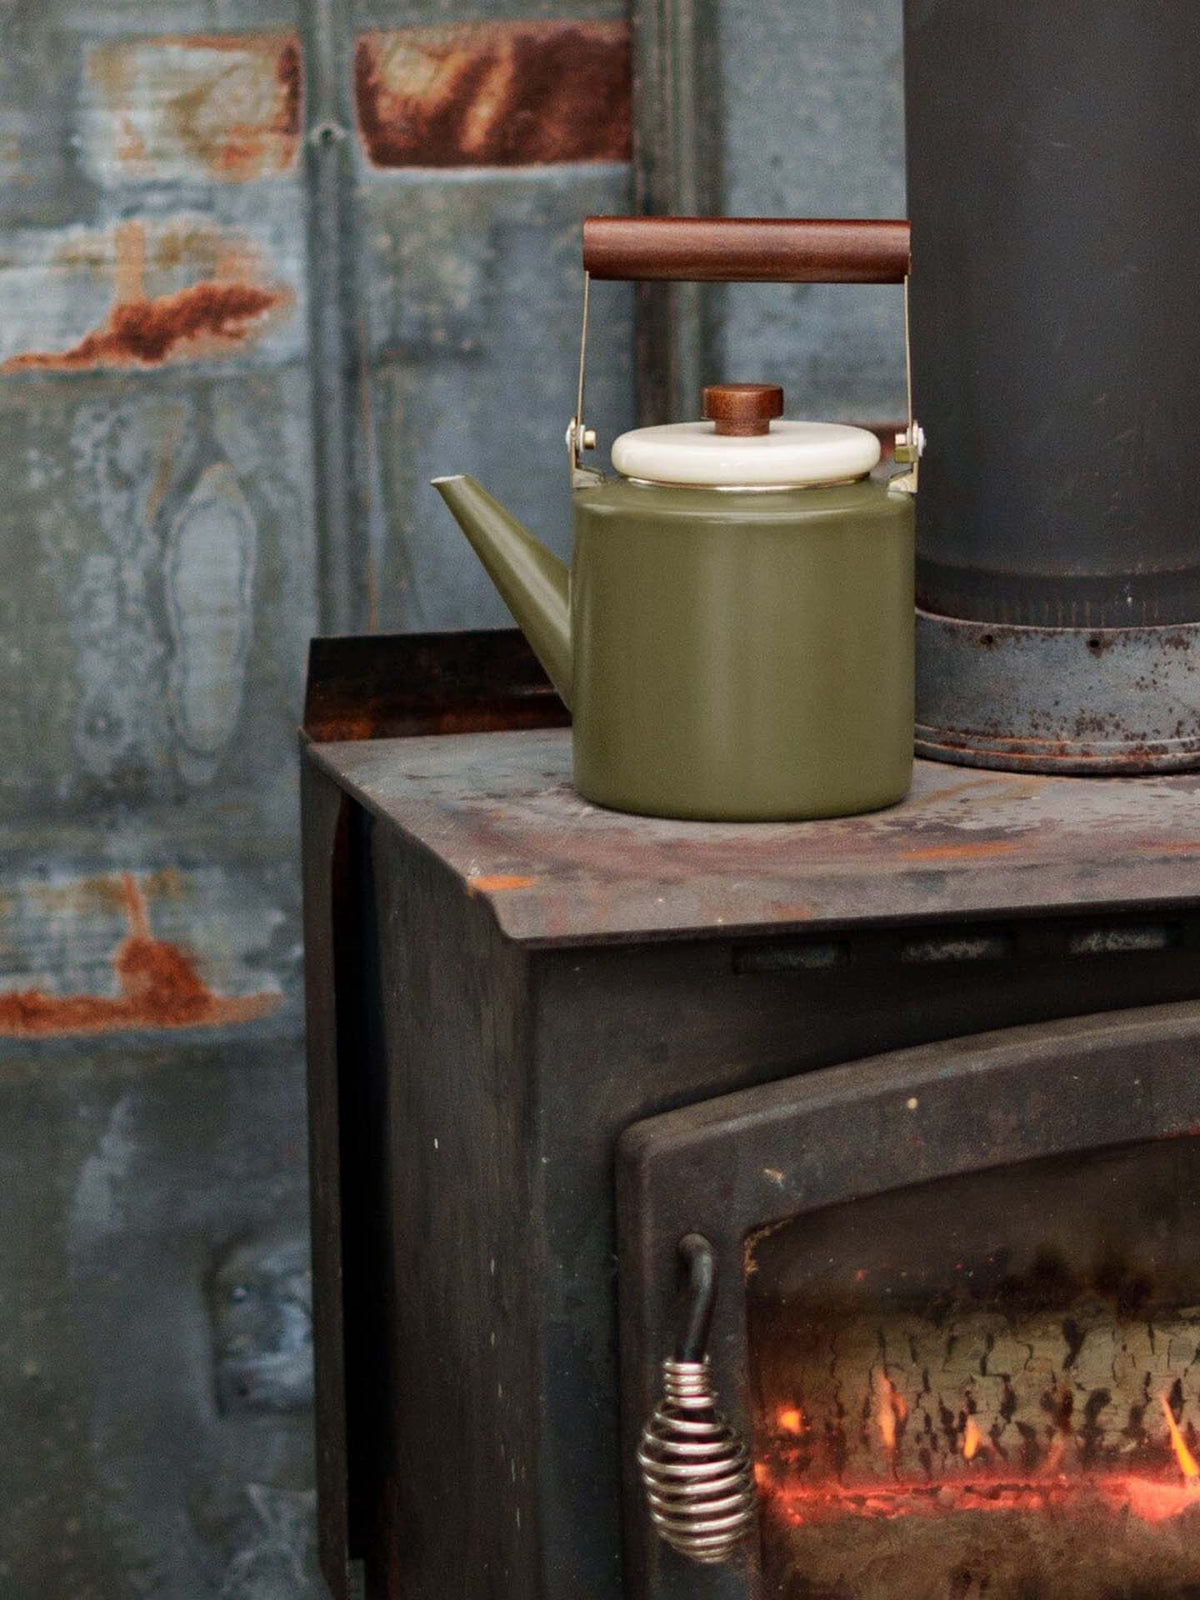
570;475;913;819
434;215;923;822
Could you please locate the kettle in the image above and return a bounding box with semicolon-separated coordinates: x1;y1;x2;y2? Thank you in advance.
434;216;923;821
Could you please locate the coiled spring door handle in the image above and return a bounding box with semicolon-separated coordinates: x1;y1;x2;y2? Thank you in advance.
637;1234;758;1564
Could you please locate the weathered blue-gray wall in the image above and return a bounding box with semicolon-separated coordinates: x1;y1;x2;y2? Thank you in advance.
713;0;905;420
0;1;902;1593
1;6;319;1596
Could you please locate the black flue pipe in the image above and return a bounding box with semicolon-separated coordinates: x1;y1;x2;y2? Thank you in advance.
905;0;1200;770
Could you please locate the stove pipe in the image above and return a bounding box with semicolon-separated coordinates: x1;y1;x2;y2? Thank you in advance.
905;0;1200;772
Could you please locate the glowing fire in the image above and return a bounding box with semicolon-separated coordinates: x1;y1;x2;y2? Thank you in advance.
1160;1393;1200;1483
1044;1431;1067;1474
756;1388;1200;1532
757;1468;1200;1529
876;1373;906;1453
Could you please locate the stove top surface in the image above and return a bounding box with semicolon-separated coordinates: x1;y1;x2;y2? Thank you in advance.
310;729;1200;945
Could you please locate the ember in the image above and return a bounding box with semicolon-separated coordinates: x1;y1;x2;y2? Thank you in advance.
758;1384;1200;1531
757;1464;1200;1528
756;1463;1200;1600
755;1409;1200;1600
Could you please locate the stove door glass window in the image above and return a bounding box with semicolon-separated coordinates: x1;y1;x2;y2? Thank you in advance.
748;1140;1200;1600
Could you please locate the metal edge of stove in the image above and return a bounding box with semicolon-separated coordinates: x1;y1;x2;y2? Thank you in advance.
301;758;355;1600
616;999;1200;1600
916;610;1200;774
302;627;570;1600
301;628;569;745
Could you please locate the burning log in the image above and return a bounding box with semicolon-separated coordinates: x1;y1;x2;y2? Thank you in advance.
755;1302;1200;1598
756;1298;1200;1486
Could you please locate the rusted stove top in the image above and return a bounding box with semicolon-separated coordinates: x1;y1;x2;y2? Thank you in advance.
307;728;1200;945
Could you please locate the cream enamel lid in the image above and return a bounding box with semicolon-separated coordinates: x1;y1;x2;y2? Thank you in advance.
610;419;881;487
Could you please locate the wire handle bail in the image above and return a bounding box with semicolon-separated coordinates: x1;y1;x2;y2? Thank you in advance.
570;216;923;492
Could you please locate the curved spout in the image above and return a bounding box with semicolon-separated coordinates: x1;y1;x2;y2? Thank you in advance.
432;475;572;708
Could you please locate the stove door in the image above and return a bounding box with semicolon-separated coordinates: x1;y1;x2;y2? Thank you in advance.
617;1000;1200;1600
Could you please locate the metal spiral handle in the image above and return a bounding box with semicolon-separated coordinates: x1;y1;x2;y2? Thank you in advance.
639;1356;757;1563
638;1236;758;1564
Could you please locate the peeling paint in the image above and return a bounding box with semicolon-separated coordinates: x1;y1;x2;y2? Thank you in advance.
84;32;302;186
219;1485;317;1597
166;463;257;784
213;1234;313;1416
354;21;631;169
67;398;179;782
0;382;313;807
71;1092;138;1236
66;397;183;787
3;218;291;372
0;873;280;1037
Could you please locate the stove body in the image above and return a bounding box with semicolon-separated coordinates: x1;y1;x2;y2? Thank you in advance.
303;632;1200;1600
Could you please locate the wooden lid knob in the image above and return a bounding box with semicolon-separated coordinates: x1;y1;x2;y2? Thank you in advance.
702;383;784;436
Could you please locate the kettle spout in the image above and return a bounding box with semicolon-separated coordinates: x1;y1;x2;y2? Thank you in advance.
432;475;572;708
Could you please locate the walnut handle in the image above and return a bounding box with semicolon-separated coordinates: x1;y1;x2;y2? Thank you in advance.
583;216;911;285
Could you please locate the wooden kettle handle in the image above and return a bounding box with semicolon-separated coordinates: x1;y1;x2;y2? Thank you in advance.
582;216;911;285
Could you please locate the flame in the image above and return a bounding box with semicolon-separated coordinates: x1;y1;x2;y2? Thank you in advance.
962;1416;981;1460
876;1374;906;1452
1160;1393;1200;1482
879;1407;896;1452
776;1406;805;1436
1045;1432;1067;1474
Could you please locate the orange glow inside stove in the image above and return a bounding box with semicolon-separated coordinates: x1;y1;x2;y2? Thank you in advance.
744;1141;1200;1599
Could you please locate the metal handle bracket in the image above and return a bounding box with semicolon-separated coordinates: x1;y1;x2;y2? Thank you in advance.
566;269;603;489
890;275;926;497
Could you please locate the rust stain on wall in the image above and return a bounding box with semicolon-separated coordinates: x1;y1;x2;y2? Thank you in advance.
0;874;280;1037
354;21;631;168
86;32;302;184
2;219;291;372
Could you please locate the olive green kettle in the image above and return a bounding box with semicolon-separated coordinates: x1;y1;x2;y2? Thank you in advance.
434;216;924;822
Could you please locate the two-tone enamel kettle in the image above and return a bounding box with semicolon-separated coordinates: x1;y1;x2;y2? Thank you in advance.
434;216;924;821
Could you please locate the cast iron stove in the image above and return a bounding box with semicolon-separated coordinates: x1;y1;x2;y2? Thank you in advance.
302;631;1200;1600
